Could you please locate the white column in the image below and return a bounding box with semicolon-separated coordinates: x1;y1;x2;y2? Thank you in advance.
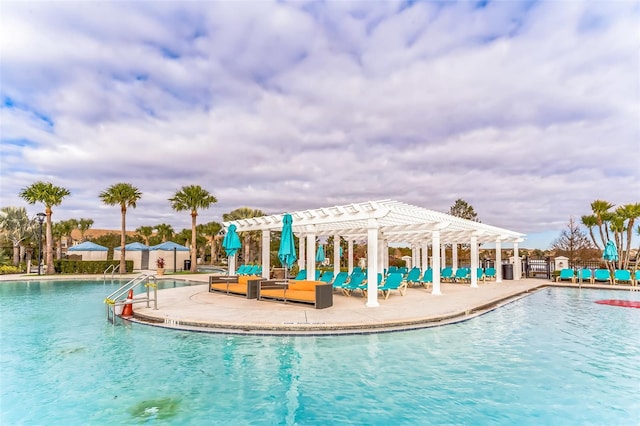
261;230;270;279
383;239;389;272
306;226;316;281
229;254;236;276
431;231;442;295
333;236;341;277
366;219;380;307
470;236;479;288
441;244;447;268
496;241;502;283
348;240;354;274
514;242;520;280
298;234;306;270
452;244;458;271
378;237;387;274
421;241;429;271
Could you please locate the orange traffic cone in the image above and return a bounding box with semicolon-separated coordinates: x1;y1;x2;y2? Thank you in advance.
121;289;134;317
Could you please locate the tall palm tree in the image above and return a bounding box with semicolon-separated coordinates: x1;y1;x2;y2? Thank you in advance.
51;221;65;260
19;181;71;274
0;206;33;266
590;200;614;247
154;223;174;243
77;218;94;241
99;183;142;274
580;215;600;251
135;226;154;246
615;203;640;270
198;221;222;264
58;219;76;257
222;207;266;264
168;185;217;272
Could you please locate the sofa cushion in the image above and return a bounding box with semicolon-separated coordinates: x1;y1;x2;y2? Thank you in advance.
288;280;320;291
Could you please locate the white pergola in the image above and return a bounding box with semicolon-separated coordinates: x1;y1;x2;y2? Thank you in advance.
223;200;525;307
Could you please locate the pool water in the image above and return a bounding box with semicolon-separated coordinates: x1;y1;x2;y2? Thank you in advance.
1;280;638;425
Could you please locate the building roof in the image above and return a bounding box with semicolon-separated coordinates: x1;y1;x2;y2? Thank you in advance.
114;242;149;251
150;241;189;251
223;199;525;245
68;241;108;251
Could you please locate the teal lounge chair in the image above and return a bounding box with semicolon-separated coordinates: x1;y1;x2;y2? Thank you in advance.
454;267;470;283
378;272;407;299
476;268;485;283
320;271;334;284
593;269;611;284
635;270;640;287
576;268;592;284
236;264;249;275
441;267;454;282
419;268;433;288
331;272;349;290
484;267;496;281
341;273;366;297
613;270;632;285
293;270;306;280
556;269;575;283
405;267;422;287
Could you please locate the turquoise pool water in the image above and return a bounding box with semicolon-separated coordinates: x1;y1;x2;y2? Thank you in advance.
1;280;638;425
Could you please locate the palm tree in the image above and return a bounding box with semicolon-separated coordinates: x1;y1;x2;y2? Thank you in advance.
168;185;217;272
222;207;267;264
198;221;222;264
154;223;174;243
135;226;154;246
590;200;614;247
19;181;71;274
615;203;640;270
0;206;33;266
99;183;142;274
58;219;77;258
77;218;94;241
580;215;601;251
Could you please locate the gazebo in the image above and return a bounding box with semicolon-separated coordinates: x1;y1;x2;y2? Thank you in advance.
67;241;108;260
114;242;150;270
223;200;525;307
149;241;190;271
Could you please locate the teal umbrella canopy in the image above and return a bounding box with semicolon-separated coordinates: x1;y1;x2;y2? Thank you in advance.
316;245;325;263
602;240;618;262
278;214;297;269
222;224;242;257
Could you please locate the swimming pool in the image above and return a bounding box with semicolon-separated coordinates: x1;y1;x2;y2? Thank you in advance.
1;280;638;424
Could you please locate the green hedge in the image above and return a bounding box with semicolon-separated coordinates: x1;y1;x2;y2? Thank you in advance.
53;260;133;274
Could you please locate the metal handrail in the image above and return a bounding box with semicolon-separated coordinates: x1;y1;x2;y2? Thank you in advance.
103;264;120;279
104;273;158;324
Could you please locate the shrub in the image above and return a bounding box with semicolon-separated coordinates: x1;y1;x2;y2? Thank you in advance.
0;265;22;275
53;260;133;274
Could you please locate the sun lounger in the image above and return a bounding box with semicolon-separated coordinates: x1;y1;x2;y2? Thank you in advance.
454;267;470;283
419;268;433;289
319;271;334;283
484;267;496;281
441;267;454;282
341;273;366;297
613;270;632;285
405;267;422;287
556;269;575;283
331;272;349;291
593;269;612;284
378;272;407;299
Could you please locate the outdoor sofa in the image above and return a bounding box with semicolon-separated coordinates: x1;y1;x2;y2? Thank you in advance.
258;279;333;309
209;275;262;299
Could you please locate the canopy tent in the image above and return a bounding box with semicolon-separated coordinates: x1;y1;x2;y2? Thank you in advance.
149;241;190;271
68;241;108;260
223;200;526;306
114;242;150;270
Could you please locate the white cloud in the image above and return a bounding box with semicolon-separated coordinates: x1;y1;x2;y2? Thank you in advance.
1;0;638;248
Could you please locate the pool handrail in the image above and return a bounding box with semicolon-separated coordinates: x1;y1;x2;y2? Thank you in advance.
104;273;158;324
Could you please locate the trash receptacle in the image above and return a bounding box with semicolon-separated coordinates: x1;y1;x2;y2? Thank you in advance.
184;259;191;270
502;263;513;280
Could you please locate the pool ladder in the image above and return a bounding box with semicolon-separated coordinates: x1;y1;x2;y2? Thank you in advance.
103;264;120;279
104;273;158;324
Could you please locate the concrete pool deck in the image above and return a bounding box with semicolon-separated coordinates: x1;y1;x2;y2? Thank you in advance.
2;273;635;335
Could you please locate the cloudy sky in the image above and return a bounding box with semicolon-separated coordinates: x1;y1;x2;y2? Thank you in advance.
1;0;638;249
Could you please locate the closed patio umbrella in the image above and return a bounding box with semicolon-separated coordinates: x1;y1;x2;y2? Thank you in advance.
278;214;297;282
222;224;242;275
602;240;618;262
316;244;325;263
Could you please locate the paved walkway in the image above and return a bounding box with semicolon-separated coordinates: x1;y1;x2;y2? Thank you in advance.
3;273;633;335
133;275;547;335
